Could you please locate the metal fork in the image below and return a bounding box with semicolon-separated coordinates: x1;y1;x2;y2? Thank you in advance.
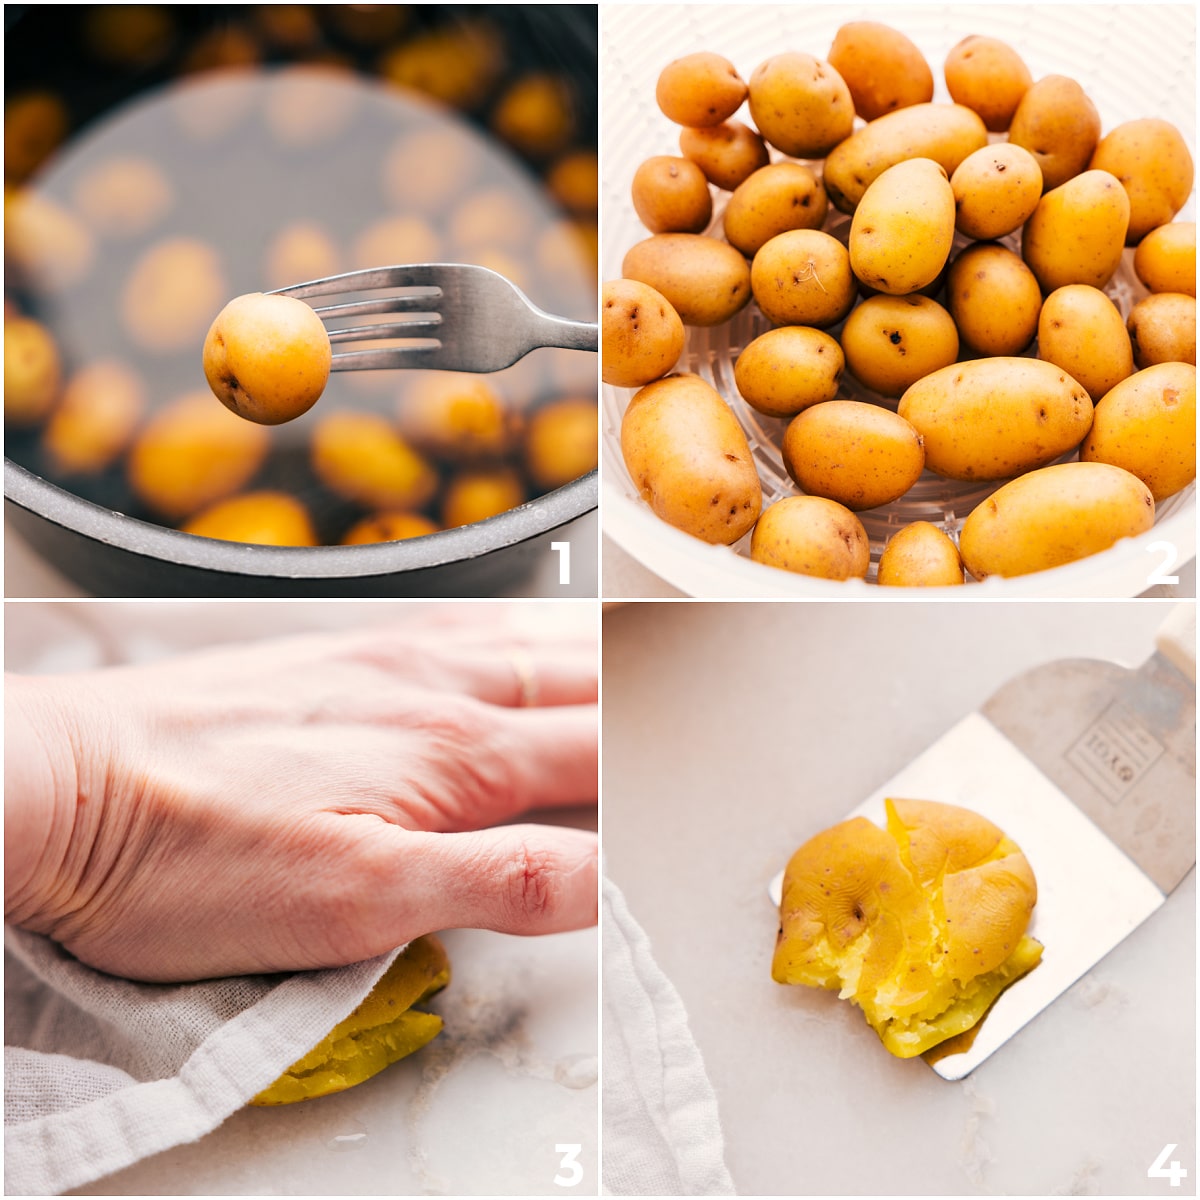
270;263;597;374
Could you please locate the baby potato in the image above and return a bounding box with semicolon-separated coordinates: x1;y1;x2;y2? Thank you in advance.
623;234;751;327
749;496;869;580
823;103;987;213
1090;119;1195;244
631;156;713;234
850;158;955;295
733;326;843;418
122;236;225;352
602;278;685;387
748;51;854;159
723;163;827;257
943;36;1032;132
898;358;1093;481
840;294;959;398
827;21;933;121
679;121;770;191
959;461;1155;580
442;467;527;527
491;73;574;159
1008;75;1100;191
877;522;964;586
1082;363;1196;501
751;229;855;328
341;512;441;544
399;372;521;461
4;315;60;428
951;143;1043;239
1127;294;1197;368
525;398;598;490
782;400;925;510
352;214;440;271
311;410;438;510
263;221;341;292
946;243;1041;356
5;188;95;292
656;52;747;127
203;292;332;425
127;391;270;520
4;91;68;182
377;20;504;111
70;155;173;238
621;373;762;545
547;150;598;215
1134;222;1196;296
448;186;533;254
1022;170;1130;292
43;359;145;474
381;125;477;214
1037;285;1134;401
181;491;319;547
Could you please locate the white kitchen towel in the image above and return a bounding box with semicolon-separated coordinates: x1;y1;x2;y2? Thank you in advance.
602;877;735;1196
4;926;397;1196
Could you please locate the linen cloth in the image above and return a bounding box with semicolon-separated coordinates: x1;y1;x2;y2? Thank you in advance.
602;876;735;1195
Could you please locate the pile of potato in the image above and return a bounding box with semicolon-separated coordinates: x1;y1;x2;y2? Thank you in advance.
603;22;1196;585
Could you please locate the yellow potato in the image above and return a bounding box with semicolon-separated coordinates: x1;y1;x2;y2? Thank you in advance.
898;358;1093;481
5;188;95;292
547;150;598;215
943;36;1032;132
823;103;987;213
524;398;598;490
71;155;173;239
1022;170;1130;292
679;121;769;191
381;125;477;214
631;156;713;234
1037;285;1134;401
263;221;341;292
602;278;685;387
827;21;933;121
749;496;869;580
399;372;521;462
442;467;527;527
1008;75;1100;191
946;242;1041;356
950;143;1043;239
959;462;1155;580
850;158;955;295
1081;363;1196;501
1127;293;1197;368
782;400;925;510
1090;119;1195;245
621;373;761;544
311;411;438;510
877;522;964;586
4;315;60;428
748;51;854;159
122;236;225;352
656;52;747;127
623;234;751;327
1134;222;1196;296
840;294;959;398
723;163;827;257
491;73;574;159
43;359;145;474
733;326;843;418
181;491;318;546
378;20;503;111
751;229;855;328
340;512;441;545
352;214;440;271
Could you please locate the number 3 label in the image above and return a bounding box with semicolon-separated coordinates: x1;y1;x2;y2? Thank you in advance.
554;1143;583;1187
1148;1143;1188;1187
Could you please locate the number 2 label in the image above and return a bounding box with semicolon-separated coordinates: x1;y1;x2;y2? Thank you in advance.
1146;541;1180;587
554;1143;583;1187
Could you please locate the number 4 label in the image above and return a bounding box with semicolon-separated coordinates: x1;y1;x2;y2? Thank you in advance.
554;1143;583;1187
1148;1143;1188;1187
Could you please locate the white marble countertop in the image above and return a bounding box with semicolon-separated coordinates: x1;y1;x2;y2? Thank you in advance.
602;600;1195;1196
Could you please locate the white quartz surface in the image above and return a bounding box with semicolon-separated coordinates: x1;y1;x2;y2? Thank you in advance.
602;600;1195;1196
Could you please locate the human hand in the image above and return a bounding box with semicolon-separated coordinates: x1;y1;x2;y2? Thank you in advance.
4;607;597;982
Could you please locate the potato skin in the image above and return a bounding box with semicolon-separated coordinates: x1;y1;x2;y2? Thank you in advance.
946;242;1041;356
782;400;925;510
823;102;987;213
959;462;1155;580
1081;363;1196;501
1127;293;1197;368
827;21;933;121
877;521;964;586
622;234;751;327
850;158;955;296
631;156;712;234
1037;285;1134;401
602;278;685;388
1089;119;1195;244
1022;170;1130;292
951;143;1042;239
621;373;762;544
1008;75;1100;191
749;495;869;579
943;36;1032;132
679;121;769;191
733;325;843;418
1134;222;1196;296
751;229;855;328
748;51;854;159
898;358;1093;481
840;294;959;397
656;52;747;128
723;163;827;256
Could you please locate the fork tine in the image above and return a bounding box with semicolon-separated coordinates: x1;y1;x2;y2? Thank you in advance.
327;317;442;342
314;294;439;322
331;344;445;371
270;265;446;299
